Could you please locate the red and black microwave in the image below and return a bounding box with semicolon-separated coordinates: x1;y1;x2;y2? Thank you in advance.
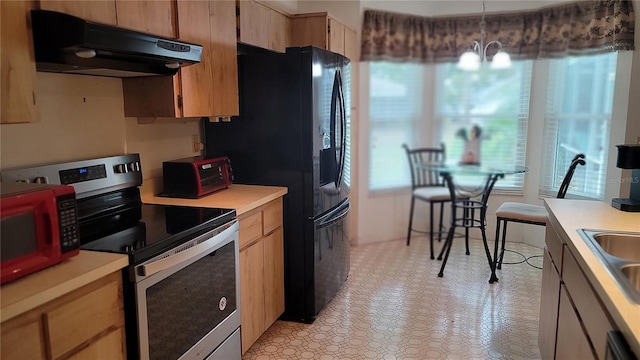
162;156;233;199
0;182;80;284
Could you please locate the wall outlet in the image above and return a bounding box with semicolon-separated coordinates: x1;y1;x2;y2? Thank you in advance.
192;135;203;152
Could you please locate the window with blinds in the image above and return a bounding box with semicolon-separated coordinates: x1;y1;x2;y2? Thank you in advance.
540;53;617;200
368;62;425;191
434;61;533;193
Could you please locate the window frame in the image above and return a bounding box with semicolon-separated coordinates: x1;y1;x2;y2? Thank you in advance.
539;52;618;201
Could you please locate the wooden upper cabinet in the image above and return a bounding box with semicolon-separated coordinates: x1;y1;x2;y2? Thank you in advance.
237;0;270;49
328;18;345;55
289;14;328;49
122;0;239;119
344;27;358;62
208;0;239;116
175;0;215;117
38;0;117;24
289;13;356;59
237;0;291;53
269;10;290;53
1;0;39;124
115;0;175;37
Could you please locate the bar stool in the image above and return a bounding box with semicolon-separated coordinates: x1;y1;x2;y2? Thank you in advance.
493;154;586;270
403;144;470;259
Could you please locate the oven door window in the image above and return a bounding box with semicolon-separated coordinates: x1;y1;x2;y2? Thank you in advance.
137;241;237;360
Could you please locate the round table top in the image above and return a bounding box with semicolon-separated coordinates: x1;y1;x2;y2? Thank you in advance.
420;162;529;176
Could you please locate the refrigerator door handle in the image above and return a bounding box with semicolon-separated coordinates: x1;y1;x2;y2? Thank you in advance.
316;201;350;229
330;71;339;150
336;70;347;189
330;69;343;189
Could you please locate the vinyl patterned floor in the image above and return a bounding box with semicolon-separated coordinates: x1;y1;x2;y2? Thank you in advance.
243;237;544;360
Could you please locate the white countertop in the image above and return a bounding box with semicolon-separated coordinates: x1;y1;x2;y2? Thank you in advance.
544;199;640;356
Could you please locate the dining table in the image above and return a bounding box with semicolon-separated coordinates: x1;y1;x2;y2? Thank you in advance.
420;162;529;283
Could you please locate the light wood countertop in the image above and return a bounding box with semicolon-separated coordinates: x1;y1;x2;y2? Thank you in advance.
142;183;288;216
544;199;640;356
0;251;128;322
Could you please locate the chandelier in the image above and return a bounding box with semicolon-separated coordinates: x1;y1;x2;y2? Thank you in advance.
457;0;512;71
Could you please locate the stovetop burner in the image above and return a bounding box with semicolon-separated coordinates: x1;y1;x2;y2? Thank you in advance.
80;203;235;264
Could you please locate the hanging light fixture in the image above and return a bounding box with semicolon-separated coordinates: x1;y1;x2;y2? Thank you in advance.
457;0;511;71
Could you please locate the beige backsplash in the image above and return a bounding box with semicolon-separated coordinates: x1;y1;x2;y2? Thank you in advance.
1;72;201;179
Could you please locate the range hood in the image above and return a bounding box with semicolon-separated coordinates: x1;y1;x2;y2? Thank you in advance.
30;10;203;78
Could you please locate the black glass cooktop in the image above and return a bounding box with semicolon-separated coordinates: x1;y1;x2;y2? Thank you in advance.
80;203;236;264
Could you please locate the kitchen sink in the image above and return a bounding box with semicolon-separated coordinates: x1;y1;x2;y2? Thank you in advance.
591;232;640;262
578;229;640;303
621;265;640;293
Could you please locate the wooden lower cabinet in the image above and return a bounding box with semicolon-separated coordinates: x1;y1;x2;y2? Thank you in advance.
67;328;125;360
238;198;285;354
0;272;125;360
538;249;561;360
1;317;45;360
556;286;596;360
263;227;285;326
240;238;265;352
541;219;617;360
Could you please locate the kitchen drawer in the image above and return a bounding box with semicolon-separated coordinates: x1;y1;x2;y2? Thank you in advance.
239;210;263;249
1;316;45;360
45;277;121;359
262;198;283;236
562;248;615;360
239;198;283;249
545;225;563;273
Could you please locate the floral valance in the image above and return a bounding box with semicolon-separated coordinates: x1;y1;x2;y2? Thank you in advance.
361;0;635;63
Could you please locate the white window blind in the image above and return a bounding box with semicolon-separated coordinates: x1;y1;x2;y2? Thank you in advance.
540;53;617;200
368;62;424;191
434;61;533;193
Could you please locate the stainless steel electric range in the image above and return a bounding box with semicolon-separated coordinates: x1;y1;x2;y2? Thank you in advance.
2;154;241;360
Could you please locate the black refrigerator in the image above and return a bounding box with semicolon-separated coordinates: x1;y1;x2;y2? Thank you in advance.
204;46;351;323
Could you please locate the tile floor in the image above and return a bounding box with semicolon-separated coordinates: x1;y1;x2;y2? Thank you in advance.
243;237;544;360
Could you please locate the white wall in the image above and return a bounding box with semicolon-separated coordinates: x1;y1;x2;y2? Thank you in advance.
1;73;127;170
0;72;201;182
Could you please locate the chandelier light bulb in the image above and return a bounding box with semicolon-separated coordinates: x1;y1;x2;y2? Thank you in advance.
458;50;481;71
491;50;512;69
458;0;511;71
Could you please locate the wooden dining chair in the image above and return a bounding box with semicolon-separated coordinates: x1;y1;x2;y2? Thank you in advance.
493;154;586;269
403;144;467;259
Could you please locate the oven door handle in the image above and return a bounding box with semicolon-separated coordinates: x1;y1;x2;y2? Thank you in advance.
139;220;237;278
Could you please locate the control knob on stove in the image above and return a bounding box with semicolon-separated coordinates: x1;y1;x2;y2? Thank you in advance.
128;161;141;172
32;176;48;184
114;164;128;174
